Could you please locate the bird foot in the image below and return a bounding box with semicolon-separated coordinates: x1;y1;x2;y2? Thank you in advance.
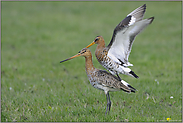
105;101;111;115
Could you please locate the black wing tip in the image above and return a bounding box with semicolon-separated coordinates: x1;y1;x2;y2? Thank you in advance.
128;85;137;92
135;4;146;16
142;4;146;7
120;85;137;93
131;90;136;93
142;4;146;11
121;88;131;93
129;71;139;78
121;87;136;93
148;17;155;24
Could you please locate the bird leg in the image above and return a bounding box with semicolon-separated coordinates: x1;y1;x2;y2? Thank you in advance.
116;73;122;81
105;92;111;115
108;92;111;112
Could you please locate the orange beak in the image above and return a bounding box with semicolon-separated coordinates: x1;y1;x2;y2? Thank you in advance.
60;53;81;63
86;41;95;48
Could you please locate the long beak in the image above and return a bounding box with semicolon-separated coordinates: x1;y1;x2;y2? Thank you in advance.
86;41;95;48
60;53;81;63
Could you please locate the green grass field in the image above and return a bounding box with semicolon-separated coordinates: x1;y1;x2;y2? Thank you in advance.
1;1;182;122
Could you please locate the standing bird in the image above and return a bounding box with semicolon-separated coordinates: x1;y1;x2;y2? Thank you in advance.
60;48;136;115
86;4;154;80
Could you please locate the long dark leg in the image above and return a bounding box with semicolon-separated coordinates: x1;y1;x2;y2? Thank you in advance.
105;92;111;115
116;73;122;81
108;92;111;112
105;92;109;115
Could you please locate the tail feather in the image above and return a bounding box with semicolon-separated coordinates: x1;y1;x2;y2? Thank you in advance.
128;85;137;93
129;70;139;78
121;80;136;93
118;65;139;78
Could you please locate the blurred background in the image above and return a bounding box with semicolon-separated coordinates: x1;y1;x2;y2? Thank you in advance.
1;1;182;122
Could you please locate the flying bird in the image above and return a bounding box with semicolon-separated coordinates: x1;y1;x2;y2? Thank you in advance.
86;4;154;80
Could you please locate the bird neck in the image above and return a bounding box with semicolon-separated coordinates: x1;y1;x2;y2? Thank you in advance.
84;55;96;74
95;40;107;61
96;40;106;50
95;40;106;58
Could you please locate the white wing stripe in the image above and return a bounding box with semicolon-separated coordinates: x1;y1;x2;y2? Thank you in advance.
121;80;129;87
128;16;136;26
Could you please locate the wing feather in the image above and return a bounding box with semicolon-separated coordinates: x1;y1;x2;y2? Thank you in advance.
107;4;154;65
97;70;131;92
97;70;136;93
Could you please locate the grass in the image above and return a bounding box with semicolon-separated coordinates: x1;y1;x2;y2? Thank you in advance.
1;1;182;122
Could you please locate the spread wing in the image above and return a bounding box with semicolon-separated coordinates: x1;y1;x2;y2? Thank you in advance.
107;4;154;66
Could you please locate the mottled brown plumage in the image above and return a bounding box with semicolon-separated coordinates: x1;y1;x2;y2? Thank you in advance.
60;48;136;115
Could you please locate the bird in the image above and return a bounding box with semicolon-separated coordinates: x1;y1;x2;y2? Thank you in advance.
86;4;154;81
60;48;136;115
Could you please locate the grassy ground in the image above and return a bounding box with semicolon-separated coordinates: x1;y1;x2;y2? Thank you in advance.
1;1;182;122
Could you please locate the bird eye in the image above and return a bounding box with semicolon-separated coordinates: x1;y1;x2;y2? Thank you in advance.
95;38;99;42
82;50;86;53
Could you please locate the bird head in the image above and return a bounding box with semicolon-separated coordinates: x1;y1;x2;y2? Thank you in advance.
60;48;91;63
86;36;103;48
